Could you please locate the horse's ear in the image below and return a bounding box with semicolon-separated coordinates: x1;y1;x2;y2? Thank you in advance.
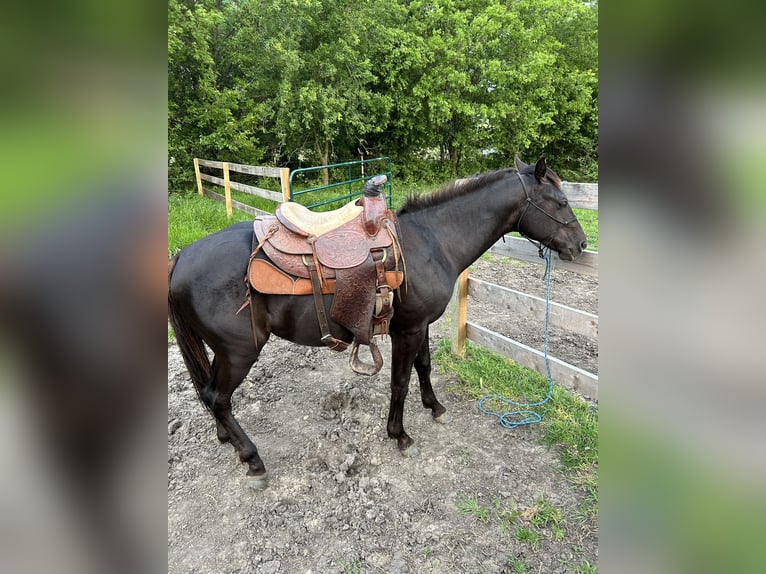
514;156;527;171
534;157;547;183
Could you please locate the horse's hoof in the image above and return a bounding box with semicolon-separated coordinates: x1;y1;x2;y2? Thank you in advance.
245;472;269;490
434;412;450;424
402;445;420;458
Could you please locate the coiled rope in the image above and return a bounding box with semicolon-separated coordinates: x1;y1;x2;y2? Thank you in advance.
478;247;554;428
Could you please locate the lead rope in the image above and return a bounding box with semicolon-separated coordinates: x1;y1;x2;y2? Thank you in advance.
478;247;554;428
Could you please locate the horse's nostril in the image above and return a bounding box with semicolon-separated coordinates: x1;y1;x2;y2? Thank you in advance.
580;240;588;250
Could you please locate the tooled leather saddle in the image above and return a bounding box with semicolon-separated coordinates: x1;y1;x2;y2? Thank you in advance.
242;175;404;375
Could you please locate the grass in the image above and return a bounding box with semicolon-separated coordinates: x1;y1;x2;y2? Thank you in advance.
457;494;490;523
529;495;565;530
168;191;251;257
336;559;363;574
434;340;597;474
453;493;589;574
573;207;598;251
457;493;572;550
576;560;598;574
560;559;598;574
495;499;522;532
508;558;531;573
514;526;541;547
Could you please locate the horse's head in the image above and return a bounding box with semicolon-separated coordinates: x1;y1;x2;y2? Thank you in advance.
514;157;588;261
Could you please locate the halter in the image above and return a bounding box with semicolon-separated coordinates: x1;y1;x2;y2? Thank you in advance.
515;171;576;258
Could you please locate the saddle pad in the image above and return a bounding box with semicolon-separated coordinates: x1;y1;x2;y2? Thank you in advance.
249;257;403;295
248;258;336;295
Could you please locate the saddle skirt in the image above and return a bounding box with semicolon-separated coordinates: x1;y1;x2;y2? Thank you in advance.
244;191;404;375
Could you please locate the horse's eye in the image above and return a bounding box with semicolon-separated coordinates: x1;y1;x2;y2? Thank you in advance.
558;200;568;208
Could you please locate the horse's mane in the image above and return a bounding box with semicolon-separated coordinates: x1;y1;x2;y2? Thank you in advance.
398;168;516;214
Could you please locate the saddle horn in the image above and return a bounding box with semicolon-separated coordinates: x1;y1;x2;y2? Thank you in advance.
363;174;388;197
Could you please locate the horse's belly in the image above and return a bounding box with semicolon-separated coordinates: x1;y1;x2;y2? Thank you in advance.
262;294;353;347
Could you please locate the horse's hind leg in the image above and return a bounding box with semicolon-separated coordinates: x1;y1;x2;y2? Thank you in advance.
413;327;448;423
200;355;268;486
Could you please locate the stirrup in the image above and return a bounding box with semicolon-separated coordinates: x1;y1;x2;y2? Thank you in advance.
349;340;384;376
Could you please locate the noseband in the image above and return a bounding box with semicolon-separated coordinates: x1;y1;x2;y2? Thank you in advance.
515;172;576;258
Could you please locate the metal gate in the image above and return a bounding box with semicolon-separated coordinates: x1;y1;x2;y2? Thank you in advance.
288;157;393;210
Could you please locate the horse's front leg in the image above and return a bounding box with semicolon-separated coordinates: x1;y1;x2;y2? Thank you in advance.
387;328;425;456
413;326;448;423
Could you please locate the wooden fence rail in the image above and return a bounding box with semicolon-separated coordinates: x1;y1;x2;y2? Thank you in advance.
448;186;599;399
469;278;598;340
560;182;598;210
193;158;290;217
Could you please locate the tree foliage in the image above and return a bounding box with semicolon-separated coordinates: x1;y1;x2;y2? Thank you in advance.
168;0;597;189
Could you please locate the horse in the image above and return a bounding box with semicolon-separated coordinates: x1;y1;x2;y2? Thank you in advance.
168;157;587;488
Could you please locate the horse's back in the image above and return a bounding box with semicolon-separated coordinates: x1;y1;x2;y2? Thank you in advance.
171;222;252;291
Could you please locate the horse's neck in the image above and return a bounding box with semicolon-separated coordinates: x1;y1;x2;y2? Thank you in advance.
400;181;524;278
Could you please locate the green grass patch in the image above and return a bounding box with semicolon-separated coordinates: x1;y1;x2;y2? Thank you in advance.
456;491;579;555
573;208;598;250
529;495;565;530
434;339;597;483
514;526;540;547
228;188;282;213
559;559;597;574
508;558;531;573
577;561;597;574
494;499;522;532
457;494;490;523
168;191;252;257
335;559;363;574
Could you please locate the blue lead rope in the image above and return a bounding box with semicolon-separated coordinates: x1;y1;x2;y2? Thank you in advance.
478;248;554;428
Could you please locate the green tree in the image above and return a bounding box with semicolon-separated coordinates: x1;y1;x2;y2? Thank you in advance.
168;0;270;190
167;0;598;191
394;0;598;179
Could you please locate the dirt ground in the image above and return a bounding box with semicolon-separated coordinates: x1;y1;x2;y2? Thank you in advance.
168;255;598;573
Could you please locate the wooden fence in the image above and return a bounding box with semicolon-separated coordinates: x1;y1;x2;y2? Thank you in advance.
193;158;290;217
448;184;599;399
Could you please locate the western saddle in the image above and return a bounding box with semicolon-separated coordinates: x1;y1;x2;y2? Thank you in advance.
243;175;404;375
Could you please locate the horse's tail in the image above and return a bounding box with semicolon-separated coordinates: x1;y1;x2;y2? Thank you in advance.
168;254;212;405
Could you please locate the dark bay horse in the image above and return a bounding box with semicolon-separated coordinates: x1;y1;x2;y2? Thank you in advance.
168;157;587;487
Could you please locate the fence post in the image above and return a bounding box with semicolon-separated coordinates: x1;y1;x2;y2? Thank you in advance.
222;162;232;217
280;168;291;202
448;270;469;356
193;158;203;195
